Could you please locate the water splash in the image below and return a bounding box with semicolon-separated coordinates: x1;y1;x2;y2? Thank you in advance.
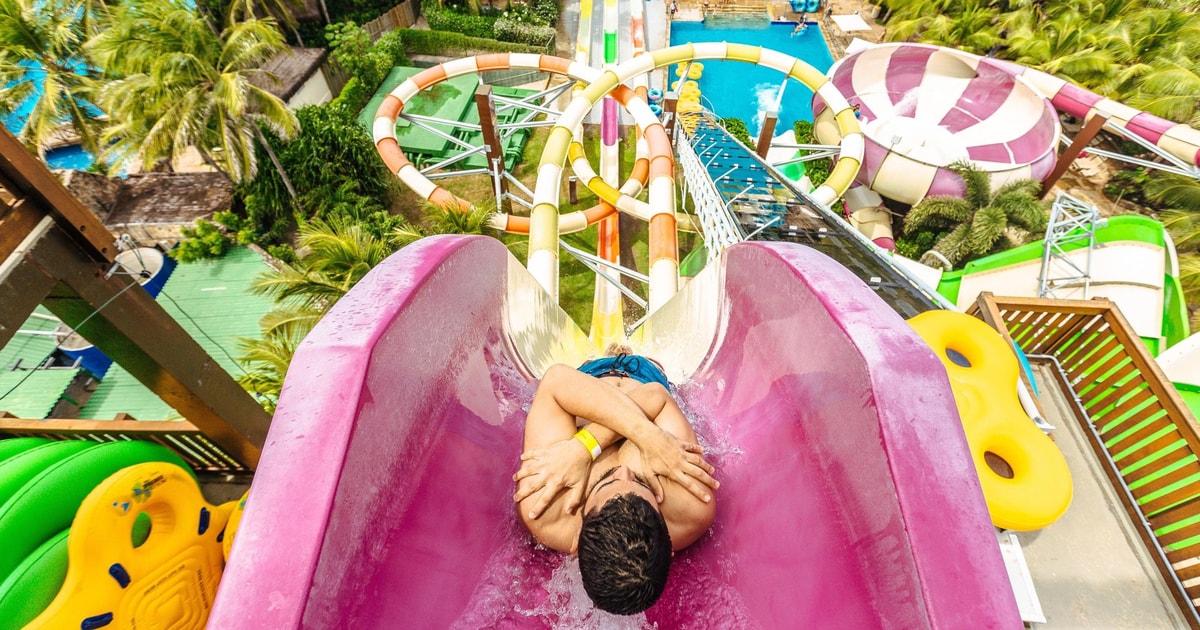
675;381;745;470
751;82;785;137
530;558;656;629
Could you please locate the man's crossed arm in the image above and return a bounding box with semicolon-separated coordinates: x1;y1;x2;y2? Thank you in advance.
513;364;719;520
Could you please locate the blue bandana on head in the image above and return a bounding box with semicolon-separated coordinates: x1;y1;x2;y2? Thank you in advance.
577;354;672;389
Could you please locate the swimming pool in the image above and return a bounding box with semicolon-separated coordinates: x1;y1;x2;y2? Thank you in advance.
669;21;835;137
3;59;102;170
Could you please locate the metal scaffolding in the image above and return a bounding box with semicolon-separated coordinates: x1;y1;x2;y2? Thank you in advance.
1038;191;1104;299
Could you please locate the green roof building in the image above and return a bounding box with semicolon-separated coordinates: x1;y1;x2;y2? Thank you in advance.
0;247;273;421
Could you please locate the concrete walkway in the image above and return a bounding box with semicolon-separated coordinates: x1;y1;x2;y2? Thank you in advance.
1023;363;1189;627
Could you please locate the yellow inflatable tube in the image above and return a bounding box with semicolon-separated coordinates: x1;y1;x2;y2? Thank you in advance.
908;310;1072;531
674;62;704;79
28;462;234;629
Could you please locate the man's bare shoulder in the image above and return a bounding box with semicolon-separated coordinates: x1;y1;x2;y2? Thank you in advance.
662;484;717;551
518;500;580;553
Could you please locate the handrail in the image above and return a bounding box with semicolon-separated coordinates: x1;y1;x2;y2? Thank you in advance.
0;416;252;473
969;291;1200;627
676;114;745;259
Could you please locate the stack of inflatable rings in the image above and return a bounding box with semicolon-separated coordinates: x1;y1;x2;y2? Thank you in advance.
674;63;704;80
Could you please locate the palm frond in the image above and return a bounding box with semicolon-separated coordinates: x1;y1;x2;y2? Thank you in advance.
904;196;972;232
932;223;974;268
1161;210;1200;250
965;203;1008;256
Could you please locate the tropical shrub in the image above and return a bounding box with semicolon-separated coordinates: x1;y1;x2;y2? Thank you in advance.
424;3;497;38
493;18;554;48
1103;167;1153;207
793;120;831;186
175;219;234;262
174;211;250;262
529;0;559;26
501;0;556;26
324;0;397;28
900;161;1049;269
239;102;396;243
326;22;407;93
720;117;753;147
394;28;545;55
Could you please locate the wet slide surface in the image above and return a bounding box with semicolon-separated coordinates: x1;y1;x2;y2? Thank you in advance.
210;236;1019;628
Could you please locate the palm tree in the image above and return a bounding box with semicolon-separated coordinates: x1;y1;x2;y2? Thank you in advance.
1151;174;1200;321
421;201;498;236
251;216;410;318
235;328;300;414
1127;57;1200;126
0;0;107;157
227;0;312;45
902;161;1049;269
1006;14;1118;88
889;4;1002;56
235;216;415;409
1147;175;1200;212
88;0;298;190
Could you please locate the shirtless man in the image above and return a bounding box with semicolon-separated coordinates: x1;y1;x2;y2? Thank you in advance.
513;355;719;615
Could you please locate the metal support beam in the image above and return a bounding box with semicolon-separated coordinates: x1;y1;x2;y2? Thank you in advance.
1041;113;1108;198
755;110;778;159
1038;191;1102;299
475;84;509;213
662;92;679;142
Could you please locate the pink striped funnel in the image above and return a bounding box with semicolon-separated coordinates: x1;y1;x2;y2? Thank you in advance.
813;43;1061;206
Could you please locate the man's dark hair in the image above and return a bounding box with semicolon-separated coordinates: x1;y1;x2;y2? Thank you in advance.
577;493;672;615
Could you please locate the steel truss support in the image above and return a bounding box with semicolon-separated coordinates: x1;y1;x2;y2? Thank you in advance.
1038;191;1103;299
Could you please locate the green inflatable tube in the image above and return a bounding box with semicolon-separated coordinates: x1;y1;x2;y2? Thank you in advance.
0;528;69;627
0;437;51;465
0;440;190;583
0;441;98;506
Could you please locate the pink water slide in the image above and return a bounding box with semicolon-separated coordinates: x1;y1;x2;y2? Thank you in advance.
209;236;1020;628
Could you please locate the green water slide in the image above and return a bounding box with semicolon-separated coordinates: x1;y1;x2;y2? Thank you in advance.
933;215;1188;353
1177;383;1200;420
0;439;192;626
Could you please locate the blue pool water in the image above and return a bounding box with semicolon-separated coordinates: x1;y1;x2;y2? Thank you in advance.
669;21;835;136
3;59;102;170
45;145;95;170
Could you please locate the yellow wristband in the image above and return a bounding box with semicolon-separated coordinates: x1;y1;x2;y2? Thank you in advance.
574;428;602;460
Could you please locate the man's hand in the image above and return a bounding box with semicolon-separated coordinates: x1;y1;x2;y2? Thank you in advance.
513;438;593;519
636;428;719;504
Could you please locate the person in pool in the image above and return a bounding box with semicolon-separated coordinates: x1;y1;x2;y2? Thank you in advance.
513;349;719;615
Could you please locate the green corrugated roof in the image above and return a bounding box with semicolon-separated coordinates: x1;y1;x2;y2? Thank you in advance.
0;307;76;418
79;246;273;420
0;306;60;370
0;370;80;418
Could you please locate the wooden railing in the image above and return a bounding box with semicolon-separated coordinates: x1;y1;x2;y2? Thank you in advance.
969;292;1200;625
0;416;252;474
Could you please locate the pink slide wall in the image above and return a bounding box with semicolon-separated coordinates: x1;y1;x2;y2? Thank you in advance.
209;235;1019;628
